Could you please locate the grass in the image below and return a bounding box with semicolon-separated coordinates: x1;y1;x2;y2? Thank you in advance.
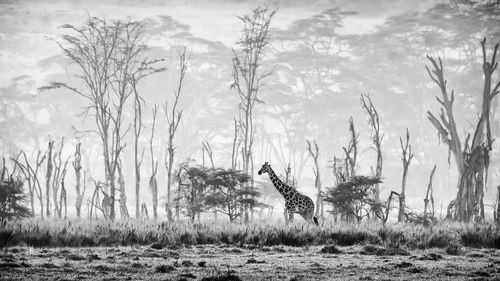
0;218;499;250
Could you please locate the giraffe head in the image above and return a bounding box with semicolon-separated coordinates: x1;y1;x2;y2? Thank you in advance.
258;162;271;175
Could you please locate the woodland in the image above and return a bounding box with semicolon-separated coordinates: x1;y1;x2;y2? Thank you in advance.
0;0;500;228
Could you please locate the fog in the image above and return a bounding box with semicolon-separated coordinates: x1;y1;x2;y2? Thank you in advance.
1;0;499;219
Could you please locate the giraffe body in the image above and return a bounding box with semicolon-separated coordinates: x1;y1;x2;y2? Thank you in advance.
258;162;318;225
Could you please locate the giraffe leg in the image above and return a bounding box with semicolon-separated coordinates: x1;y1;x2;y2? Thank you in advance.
283;208;289;224
288;210;294;223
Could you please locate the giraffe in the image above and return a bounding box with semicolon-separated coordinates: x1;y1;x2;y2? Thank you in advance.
258;162;319;225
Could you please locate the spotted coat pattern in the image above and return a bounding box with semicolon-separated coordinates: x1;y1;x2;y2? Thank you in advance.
258;162;317;224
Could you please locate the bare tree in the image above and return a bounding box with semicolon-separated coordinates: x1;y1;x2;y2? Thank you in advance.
26;151;45;219
12;151;46;218
51;138;69;219
343;117;358;180
202;141;215;169
89;180;109;220
45;140;54;217
164;47;188;222
231;7;276;223
11;152;34;217
60;167;67;219
330;118;358;222
426;38;499;222
41;17;164;220
496;183;500;225
398;129;414;222
424;165;437;220
130;51;163;219
202;140;217;220
360;94;383;203
149;105;159;220
231;119;241;170
116;160;130;219
306;140;323;220
73;143;86;218
132;80;145;220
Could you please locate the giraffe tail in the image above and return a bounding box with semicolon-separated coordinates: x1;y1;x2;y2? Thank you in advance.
313;216;319;226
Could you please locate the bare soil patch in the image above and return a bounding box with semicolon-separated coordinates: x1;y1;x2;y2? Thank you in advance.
0;245;498;280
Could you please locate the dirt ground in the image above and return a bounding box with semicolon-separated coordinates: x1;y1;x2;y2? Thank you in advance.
0;244;499;280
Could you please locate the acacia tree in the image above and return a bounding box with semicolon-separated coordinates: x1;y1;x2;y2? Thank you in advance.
0;169;30;223
426;38;499;222
324;176;382;223
177;165;208;222
330;118;358;222
231;7;276;223
164;47;188;222
204;168;257;222
41;17;163;220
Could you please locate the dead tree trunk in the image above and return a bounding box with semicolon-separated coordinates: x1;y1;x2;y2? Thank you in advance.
232;7;276;224
202;140;217;220
141;203;149;220
383;191;400;224
117;160;130;220
18;151;46;219
51;138;68;219
73;143;85;218
426;38;499;222
12;152;34;217
45;140;54;217
149;105;159;220
424;165;437;219
307;140;323;220
60;168;67;219
40;18;165;221
344;117;358;180
360;94;383;204
398;129;414;223
343;118;358;222
164;47;187;222
496;184;500;225
231;119;241;170
131;75;146;220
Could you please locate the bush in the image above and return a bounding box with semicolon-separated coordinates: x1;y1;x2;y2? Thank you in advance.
0;177;31;223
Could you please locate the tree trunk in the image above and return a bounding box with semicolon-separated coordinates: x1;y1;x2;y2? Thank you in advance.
424;165;437;219
426;39;498;222
398;129;413;223
117;161;130;220
45;140;54;217
496;184;500;225
73;143;83;218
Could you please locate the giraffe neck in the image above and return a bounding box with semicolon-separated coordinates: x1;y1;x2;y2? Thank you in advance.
268;167;293;199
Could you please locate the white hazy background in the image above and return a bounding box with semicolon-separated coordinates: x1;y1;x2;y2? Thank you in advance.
1;0;499;219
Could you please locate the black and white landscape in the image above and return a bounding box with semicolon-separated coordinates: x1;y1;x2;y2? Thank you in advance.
1;0;500;280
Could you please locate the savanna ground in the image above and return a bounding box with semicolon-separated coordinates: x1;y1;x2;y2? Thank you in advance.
1;219;500;280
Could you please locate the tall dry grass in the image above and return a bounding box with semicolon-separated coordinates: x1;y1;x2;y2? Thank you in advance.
0;219;499;249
